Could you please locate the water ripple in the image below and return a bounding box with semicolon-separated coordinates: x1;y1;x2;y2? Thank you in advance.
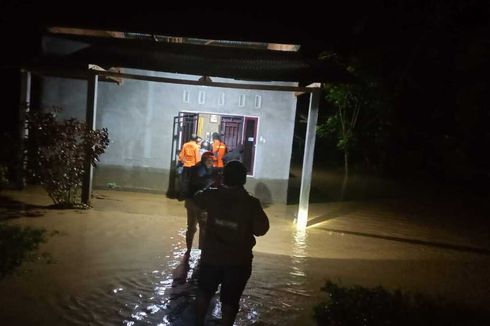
48;232;315;325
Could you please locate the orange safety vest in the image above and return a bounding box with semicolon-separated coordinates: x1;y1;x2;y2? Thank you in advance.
179;141;201;167
212;140;227;168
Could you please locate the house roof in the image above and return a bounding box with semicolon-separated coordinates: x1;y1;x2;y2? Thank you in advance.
4;3;374;83
30;32;353;83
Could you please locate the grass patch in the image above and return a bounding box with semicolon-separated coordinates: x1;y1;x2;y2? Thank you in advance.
314;280;490;325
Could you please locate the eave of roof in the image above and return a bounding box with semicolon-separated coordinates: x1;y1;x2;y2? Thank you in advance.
31;33;353;83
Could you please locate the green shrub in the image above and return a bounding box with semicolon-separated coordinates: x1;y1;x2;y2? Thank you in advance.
26;109;109;207
314;280;489;326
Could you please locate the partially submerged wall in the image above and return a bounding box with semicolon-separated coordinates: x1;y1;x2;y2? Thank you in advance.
40;70;297;203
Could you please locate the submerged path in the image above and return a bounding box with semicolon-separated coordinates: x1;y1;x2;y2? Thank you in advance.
0;187;489;325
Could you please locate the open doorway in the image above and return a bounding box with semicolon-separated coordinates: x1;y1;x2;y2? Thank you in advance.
172;111;258;175
167;111;258;197
167;112;198;197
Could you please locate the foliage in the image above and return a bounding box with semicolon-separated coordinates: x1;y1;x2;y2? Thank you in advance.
317;52;392;175
26;108;110;207
318;82;363;153
313;280;490;326
0;223;48;279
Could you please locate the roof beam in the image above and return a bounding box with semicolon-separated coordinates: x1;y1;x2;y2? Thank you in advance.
28;66;322;93
294;83;321;96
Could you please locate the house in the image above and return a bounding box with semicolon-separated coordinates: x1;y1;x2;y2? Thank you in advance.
20;27;351;227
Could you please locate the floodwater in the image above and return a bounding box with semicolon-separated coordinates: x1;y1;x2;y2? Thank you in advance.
0;187;489;325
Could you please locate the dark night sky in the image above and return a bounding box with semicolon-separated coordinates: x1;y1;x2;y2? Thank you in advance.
1;1;488;188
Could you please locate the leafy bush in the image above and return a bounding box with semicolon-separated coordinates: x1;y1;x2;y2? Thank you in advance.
314;280;490;326
0;223;48;278
26;109;109;207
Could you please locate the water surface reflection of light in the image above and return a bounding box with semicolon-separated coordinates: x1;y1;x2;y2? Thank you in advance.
118;243;201;325
296;207;308;230
58;227;317;325
290;228;307;280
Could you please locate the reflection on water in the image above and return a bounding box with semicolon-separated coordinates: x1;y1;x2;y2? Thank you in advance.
291;228;307;279
39;227;317;325
4;189;489;325
57;229;204;326
233;227;314;325
118;247;201;326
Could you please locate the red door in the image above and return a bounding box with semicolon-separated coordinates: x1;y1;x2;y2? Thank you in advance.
220;116;243;152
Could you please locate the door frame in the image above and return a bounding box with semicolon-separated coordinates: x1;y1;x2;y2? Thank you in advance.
179;110;259;177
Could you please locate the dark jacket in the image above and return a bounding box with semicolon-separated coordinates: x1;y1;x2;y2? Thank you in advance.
194;186;269;266
185;162;216;199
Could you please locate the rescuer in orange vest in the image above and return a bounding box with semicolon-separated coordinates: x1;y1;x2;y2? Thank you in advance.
212;132;227;167
178;134;201;200
179;134;201;167
212;132;227;185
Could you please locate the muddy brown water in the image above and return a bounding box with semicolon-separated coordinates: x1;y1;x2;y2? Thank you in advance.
0;187;489;325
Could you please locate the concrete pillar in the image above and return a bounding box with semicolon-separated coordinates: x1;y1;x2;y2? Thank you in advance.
81;73;98;204
297;90;320;229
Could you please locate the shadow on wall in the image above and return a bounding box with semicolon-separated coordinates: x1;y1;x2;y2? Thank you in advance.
254;182;272;207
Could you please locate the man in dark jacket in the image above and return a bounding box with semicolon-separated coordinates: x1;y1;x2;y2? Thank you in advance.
184;151;216;255
194;161;269;326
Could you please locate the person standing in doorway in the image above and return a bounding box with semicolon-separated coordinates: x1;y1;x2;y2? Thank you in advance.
178;134;201;200
194;161;269;326
212;132;227;184
200;134;213;155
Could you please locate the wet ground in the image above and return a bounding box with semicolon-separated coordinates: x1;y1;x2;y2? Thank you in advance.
0;184;489;325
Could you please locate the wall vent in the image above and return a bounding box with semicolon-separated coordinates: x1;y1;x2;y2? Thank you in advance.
218;92;225;106
238;94;246;107
255;95;262;109
183;90;190;103
198;91;206;104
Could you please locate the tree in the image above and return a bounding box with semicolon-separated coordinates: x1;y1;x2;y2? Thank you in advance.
317;50;391;200
26;108;110;207
317;51;363;200
318;81;364;200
